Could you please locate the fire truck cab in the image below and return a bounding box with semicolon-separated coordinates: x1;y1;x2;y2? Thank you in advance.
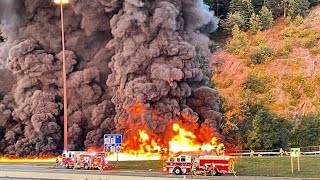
164;155;193;175
164;154;235;176
62;151;86;169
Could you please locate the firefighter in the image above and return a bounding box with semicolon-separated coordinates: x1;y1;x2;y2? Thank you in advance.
203;164;210;176
250;149;254;159
55;159;59;168
191;160;198;176
279;148;284;157
73;157;79;170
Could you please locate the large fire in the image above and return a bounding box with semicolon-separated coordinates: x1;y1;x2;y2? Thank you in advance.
105;121;224;161
0;105;224;162
0;156;58;163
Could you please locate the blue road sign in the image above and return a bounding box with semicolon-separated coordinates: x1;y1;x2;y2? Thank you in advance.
104;134;122;152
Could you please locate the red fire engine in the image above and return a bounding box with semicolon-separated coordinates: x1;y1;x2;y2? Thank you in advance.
62;151;108;170
163;154;235;176
62;151;85;168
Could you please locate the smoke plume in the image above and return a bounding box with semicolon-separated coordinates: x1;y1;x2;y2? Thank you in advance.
0;0;222;156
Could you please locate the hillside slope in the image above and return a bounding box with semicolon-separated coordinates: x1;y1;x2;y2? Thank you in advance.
212;6;320;125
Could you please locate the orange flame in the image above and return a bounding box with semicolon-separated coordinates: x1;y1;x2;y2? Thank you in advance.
0;156;59;163
0;103;224;162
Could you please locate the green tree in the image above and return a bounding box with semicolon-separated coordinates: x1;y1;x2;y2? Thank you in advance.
288;0;310;18
249;13;262;34
227;24;250;56
248;109;292;149
290;114;320;147
229;0;254;27
259;6;274;30
222;12;246;33
308;0;319;6
252;0;285;18
203;0;230;18
204;0;216;9
204;0;231;18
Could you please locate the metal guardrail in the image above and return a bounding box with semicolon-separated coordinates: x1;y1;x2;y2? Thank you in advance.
229;152;280;156
227;148;320;156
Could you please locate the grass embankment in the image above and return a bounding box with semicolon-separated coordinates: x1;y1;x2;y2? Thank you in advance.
235;156;320;178
1;156;320;178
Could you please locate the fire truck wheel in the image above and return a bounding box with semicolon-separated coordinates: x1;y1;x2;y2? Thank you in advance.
211;169;217;176
84;163;89;170
173;167;182;175
65;163;70;169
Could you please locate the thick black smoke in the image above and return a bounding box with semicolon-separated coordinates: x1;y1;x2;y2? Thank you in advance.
0;0;222;156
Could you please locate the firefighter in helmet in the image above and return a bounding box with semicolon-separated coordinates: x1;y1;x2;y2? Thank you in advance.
191;159;198;176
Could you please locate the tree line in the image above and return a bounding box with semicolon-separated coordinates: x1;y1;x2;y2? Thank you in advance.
204;0;320;150
204;0;319;33
221;101;320;150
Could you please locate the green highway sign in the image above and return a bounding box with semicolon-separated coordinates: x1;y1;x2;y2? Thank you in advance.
290;148;301;157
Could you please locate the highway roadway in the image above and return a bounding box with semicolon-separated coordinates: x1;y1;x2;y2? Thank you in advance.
0;165;307;180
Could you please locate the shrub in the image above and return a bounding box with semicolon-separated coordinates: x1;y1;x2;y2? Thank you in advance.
248;46;274;65
294;15;304;25
303;81;315;97
276;40;293;58
243;75;268;94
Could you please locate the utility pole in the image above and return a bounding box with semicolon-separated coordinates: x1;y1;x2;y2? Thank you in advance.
53;0;69;151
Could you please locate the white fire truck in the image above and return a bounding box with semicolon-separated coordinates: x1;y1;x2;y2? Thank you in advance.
62;151;108;170
163;154;235;176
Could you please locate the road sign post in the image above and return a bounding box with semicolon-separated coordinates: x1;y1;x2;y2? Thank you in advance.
104;134;122;167
290;148;301;173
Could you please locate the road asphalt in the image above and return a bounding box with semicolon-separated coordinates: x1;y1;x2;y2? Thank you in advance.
0;165;310;180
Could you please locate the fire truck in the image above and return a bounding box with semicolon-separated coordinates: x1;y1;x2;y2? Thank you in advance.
163;154;235;176
62;151;108;170
62;151;85;168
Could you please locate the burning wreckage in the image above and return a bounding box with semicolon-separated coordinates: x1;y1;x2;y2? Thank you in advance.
0;0;224;159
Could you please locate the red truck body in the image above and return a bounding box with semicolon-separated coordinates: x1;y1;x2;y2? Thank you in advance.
62;151;108;170
164;154;235;176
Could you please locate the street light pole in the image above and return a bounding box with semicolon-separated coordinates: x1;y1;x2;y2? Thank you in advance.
54;0;69;151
